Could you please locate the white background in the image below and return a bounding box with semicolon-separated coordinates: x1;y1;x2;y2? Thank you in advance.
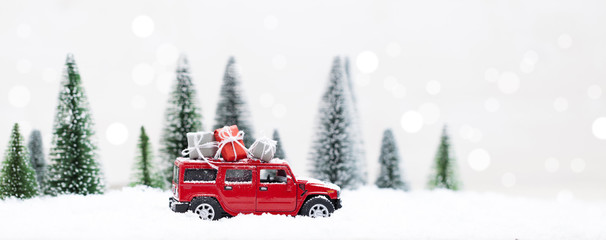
1;0;605;202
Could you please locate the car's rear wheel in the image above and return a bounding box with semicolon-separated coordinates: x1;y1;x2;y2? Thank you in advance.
194;203;215;220
190;197;224;220
300;195;335;218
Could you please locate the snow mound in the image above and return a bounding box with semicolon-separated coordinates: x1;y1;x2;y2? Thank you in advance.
1;186;605;240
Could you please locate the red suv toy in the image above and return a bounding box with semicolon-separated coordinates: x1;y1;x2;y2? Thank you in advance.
168;157;342;220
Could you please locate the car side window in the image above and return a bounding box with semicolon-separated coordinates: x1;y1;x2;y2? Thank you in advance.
260;169;287;183
225;169;252;183
184;169;217;182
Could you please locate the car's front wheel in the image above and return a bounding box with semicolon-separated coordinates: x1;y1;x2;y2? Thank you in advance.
190;197;224;220
300;195;335;218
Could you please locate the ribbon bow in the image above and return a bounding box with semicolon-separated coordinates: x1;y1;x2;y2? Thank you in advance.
214;126;251;160
249;136;277;161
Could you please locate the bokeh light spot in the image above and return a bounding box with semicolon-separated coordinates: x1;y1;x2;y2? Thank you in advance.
591;117;606;139
558;34;572;49
545;157;559;172
106;122;129;145
498;71;520;94
570;158;586;173
8;85;31;108
587;85;601;99
426;80;441;95
356;51;379;74
132;15;154;38
468;148;490;171
400;111;423;133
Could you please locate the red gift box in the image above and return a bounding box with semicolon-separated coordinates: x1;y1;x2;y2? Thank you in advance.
214;125;248;161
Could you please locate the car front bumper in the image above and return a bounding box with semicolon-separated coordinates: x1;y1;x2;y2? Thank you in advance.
169;197;189;213
332;198;342;210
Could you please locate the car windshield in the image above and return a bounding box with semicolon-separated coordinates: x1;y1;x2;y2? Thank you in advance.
173;165;179;185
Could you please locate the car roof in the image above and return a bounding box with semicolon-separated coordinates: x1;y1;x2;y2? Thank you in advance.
175;157;290;167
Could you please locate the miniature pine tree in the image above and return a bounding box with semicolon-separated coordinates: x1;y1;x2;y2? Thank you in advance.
27;129;46;190
160;55;203;185
309;57;360;189
46;54;105;195
0;124;38;199
131;127;164;188
212;57;255;146
375;129;408;190
344;56;367;185
428;126;460;190
272;129;286;160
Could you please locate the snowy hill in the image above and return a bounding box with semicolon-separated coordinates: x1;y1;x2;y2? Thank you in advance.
1;186;604;240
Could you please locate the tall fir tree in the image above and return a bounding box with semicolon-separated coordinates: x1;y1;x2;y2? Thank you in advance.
213;57;255;146
131;126;164;188
272;129;286;160
375;129;408;190
0;124;38;199
27;129;46;191
428;126;460;190
309;57;360;189
160;55;203;185
344;57;367;185
47;54;104;195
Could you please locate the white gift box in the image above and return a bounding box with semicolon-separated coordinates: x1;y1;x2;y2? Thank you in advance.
185;132;218;159
249;137;277;162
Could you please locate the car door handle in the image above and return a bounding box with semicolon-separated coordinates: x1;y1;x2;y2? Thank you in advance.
259;186;268;191
224;186;233;190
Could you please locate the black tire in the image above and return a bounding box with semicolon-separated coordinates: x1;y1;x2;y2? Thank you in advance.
299;195;335;218
190;197;225;220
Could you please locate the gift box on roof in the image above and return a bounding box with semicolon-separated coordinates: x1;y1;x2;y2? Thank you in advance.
182;132;218;160
249;137;277;162
214;125;248;162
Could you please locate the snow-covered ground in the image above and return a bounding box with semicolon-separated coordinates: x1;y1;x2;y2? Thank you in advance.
1;186;605;240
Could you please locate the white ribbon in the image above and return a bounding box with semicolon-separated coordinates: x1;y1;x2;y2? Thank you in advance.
213;126;251;160
181;133;219;169
249;136;277;161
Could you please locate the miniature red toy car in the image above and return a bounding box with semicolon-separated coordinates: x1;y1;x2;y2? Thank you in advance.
168;157;342;220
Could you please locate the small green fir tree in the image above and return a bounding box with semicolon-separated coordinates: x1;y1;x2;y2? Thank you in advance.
0;124;39;199
131;127;164;188
47;54;105;195
272;129;286;160
213;57;255;146
375;129;408;190
160;55;203;185
428;126;460;190
309;57;360;189
27;129;46;190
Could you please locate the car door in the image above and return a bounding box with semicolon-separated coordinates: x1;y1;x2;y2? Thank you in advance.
255;167;296;212
217;166;256;213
